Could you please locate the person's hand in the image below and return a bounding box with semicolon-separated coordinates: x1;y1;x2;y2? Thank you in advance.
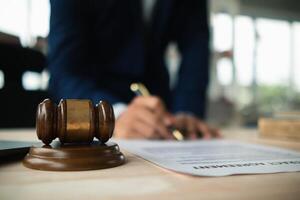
172;113;221;140
114;96;174;139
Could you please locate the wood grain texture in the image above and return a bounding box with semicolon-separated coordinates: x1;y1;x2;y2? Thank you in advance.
0;128;300;200
259;118;300;141
36;99;115;144
23;141;125;171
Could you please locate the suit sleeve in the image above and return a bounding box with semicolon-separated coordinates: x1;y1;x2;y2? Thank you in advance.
170;0;210;118
47;0;122;104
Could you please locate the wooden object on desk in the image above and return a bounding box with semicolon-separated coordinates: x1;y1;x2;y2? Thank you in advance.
36;99;115;144
23;99;125;171
23;141;124;171
259;112;300;141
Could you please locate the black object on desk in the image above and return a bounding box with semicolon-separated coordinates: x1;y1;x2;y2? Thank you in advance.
0;141;35;162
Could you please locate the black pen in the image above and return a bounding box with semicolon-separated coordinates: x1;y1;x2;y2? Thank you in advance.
130;83;184;141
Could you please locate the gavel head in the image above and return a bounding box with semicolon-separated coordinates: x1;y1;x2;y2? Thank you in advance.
36;99;115;145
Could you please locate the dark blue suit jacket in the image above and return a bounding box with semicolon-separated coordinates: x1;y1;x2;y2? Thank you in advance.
48;0;210;118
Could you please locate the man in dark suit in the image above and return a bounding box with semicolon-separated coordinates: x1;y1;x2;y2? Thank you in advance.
48;0;220;139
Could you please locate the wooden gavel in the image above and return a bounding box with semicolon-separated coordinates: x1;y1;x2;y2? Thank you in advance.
36;99;115;145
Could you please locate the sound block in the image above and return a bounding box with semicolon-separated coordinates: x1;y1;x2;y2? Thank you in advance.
23;141;125;171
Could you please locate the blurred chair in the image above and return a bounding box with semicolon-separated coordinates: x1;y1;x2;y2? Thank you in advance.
0;41;47;127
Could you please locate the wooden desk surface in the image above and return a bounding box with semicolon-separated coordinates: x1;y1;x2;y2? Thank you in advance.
0;128;300;200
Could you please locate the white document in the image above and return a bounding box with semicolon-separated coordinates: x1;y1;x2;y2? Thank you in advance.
117;140;300;176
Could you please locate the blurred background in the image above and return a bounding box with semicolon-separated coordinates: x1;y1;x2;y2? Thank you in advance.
0;0;299;128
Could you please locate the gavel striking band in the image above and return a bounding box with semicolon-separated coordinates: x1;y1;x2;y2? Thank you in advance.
36;99;115;145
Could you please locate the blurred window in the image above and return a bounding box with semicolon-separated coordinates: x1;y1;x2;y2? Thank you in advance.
212;13;234;87
217;58;233;86
293;22;300;92
234;16;255;87
213;13;233;51
22;70;49;91
0;0;49;46
256;18;291;86
0;70;4;89
212;12;300;119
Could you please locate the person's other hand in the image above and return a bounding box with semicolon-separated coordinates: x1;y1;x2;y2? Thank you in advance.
173;113;221;140
114;96;173;139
